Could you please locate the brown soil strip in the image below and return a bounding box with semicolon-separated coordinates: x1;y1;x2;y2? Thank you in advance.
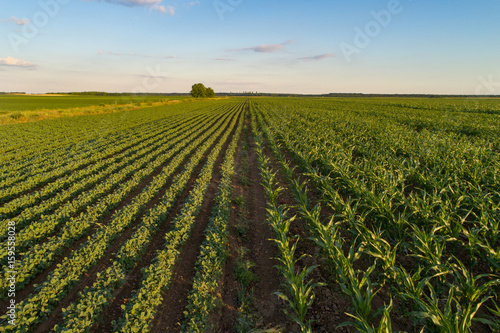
244;119;288;329
214;115;288;332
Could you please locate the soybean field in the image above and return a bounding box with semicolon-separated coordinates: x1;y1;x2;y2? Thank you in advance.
1;97;500;332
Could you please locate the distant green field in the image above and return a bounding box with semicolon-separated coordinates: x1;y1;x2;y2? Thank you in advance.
0;95;187;113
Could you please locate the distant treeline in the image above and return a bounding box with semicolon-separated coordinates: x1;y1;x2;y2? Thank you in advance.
2;91;499;98
224;92;500;98
47;92;188;96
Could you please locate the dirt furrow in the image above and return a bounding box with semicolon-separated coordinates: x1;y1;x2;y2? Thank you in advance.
212;114;287;332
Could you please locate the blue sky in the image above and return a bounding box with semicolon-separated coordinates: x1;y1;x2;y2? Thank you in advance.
0;0;499;94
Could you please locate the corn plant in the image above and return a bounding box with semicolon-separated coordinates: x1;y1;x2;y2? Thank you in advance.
253;117;324;333
274;244;325;332
339;299;401;333
451;257;499;307
409;224;452;275
400;261;498;333
355;222;400;281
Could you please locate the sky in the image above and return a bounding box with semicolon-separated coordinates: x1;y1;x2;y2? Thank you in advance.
0;0;499;94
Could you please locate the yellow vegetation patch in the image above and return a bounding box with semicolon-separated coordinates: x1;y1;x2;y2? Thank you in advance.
0;98;202;125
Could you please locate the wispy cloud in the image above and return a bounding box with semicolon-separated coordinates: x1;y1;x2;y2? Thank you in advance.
233;39;295;53
11;16;30;25
214;58;234;61
103;0;161;6
297;53;335;62
98;50;176;59
153;4;175;15
98;50;125;55
186;1;200;7
92;0;174;13
135;73;169;79
0;56;36;68
213;80;261;86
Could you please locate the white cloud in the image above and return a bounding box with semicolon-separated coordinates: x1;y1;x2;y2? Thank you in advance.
234;39;295;53
94;0;174;13
213;80;261;87
98;50;124;56
186;1;200;7
112;0;162;6
0;56;36;68
297;53;335;61
11;16;30;25
97;50;176;59
153;5;175;15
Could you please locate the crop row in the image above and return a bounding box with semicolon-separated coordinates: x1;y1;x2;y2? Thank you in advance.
0;111;215;240
0;109;227;270
250;106;323;333
0;104;169;176
0;99;215;168
0;103;241;332
181;104;244;332
53;102;245;332
254;103;393;330
114;103;244;332
0;105;235;299
0;103;224;201
252;99;500;331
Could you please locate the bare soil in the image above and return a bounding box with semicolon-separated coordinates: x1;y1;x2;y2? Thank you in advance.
215;116;288;332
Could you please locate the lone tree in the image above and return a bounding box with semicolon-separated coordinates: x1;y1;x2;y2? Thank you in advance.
206;87;215;98
191;83;206;98
191;83;215;98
